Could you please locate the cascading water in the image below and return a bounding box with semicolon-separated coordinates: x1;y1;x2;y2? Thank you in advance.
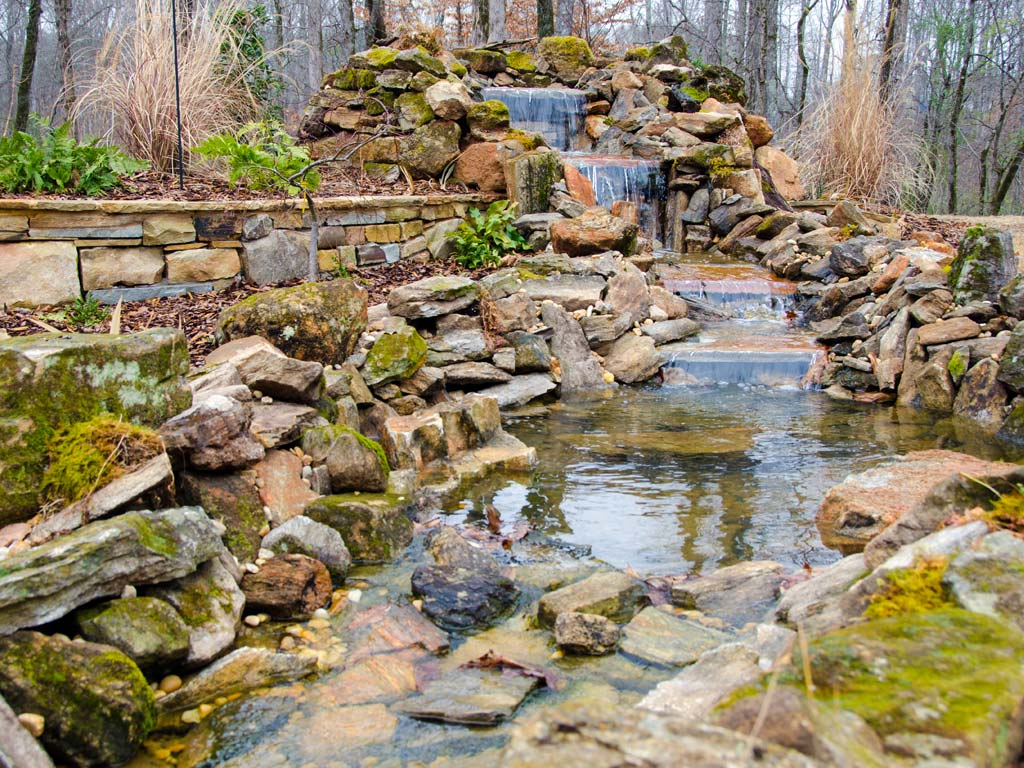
479;87;587;151
563;153;666;244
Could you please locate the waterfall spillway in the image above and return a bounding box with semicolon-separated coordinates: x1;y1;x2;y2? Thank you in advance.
480;87;587;151
564;153;666;243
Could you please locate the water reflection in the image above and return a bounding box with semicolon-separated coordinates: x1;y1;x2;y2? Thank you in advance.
444;385;1012;575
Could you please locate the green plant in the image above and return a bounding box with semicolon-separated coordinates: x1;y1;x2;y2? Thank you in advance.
448;200;529;269
194;121;319;196
44;295;111;330
0;116;146;195
864;556;953;620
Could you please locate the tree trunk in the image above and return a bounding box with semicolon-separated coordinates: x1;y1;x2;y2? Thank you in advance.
555;0;573;35
946;0;978;213
990;135;1024;215
537;0;554;38
55;0;75;123
306;0;323;93
471;0;488;45
338;0;355;59
796;0;819;127
14;0;42;133
705;0;724;63
878;0;905;104
487;0;505;42
840;0;857;85
367;0;386;45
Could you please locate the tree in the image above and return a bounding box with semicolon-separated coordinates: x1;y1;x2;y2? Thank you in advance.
878;0;906;104
537;0;554;37
367;0;386;45
55;0;76;121
13;0;41;132
488;0;506;41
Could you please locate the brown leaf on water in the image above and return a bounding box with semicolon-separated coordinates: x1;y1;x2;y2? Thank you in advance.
460;650;560;690
485;504;502;535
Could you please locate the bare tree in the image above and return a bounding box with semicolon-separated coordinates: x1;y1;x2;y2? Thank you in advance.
13;0;41;131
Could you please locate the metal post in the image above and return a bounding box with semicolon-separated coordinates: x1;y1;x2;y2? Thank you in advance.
170;0;185;189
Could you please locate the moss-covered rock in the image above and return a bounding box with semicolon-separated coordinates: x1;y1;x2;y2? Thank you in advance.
349;46;399;70
177;471;266;562
502;129;546;150
362;325;427;387
395;91;435;129
0;630;157;767
305;493;414;563
467;99;511;141
461;48;507;75
409;70;441;92
505;149;564;214
505;50;536;72
393;46;447;78
300;424;389;493
949;225;1017;305
399;119;462;179
538;36;595;83
365;86;397;115
215;279;368;366
328;67;377;90
690;64;747;105
997;321;1024;393
76;596;190;670
625;46;653;61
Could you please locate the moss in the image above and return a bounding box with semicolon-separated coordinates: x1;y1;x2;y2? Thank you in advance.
538;36;595;79
505;50;536;72
836;223;858;242
705;156;738;183
39;414;163;506
129;514;180;559
624;46;653;61
449;60;468;77
864;556;954;620
395;91;435;127
947;348;969;382
337;425;390;477
363;325;427;387
681;85;710;102
352;46;399;70
983;489;1024;533
330;67;376;90
502;128;544;150
365;86;397;116
467;100;511;130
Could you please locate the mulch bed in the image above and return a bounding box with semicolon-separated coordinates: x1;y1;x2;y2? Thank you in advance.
899;212;968;249
0;258;496;368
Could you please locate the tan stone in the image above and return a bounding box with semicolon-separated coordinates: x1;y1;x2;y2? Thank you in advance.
0;215;28;232
74;238;143;247
400;221;423;238
252;449;318;526
211;240;244;249
722;169;765;204
164;242;206;251
142;214;196;245
755;146;805;201
564;164;597;206
453;142;506;193
744;114;774;147
585;115;609;140
365;223;402;243
384;206;420;222
0;241;80;307
166;247;240;282
79;246;165;290
29;211;139;228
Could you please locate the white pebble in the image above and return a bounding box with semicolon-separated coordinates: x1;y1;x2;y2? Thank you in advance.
120;585;137;599
347;589;362;603
261;396;273;404
245;563;260;574
244;615;261;627
258;548;275;560
181;709;201;724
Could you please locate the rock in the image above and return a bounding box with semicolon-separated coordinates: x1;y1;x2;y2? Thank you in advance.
554;612;620;655
826;201;876;235
949;226;1016;304
165;248;240;282
400;120;461;178
755;146;805;201
0;507;222;636
500;700;819;767
215;280;368;364
670;561;787;627
537;36;595;82
476;373;557;408
80;246;164;290
505;331;552;372
395;91;434;129
160;394;263;471
396;667;539;725
411;564;519;632
642;318;700;344
453;142;506;192
467;100;511;141
829;236;887;278
605;263;650;326
262;515;351;581
506;149;564;214
953;357;1008;427
774;554;867;635
305;493;413;563
549;208;638;257
0;693;54;768
251;448;319;524
76;597;189;670
0;329;191;524
241;553;332;619
603;334;664;384
0;632;155;767
649;285;690;319
876;307;910;390
156;647;317;713
393;46;446;77
250;402;325;447
817;449;1018;556
490;292;538;334
301;424;389;493
619;606;732;666
241;229;310;285
0;241;80;307
537;570;646;628
522;274;606;311
443;361;512;389
143;556;245;667
541;302;608;394
387;275;479;318
426;319;490;366
207;336;324;404
708;197;773;236
946;531;1024;632
996;321;1024;392
916;317;981;346
999;273;1024;318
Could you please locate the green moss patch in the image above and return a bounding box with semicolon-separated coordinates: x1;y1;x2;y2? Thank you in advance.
864;556;954;620
983;489;1024;533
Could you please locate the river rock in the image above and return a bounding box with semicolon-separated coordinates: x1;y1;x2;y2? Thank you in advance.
641;318;700;344
554;612;620;655
949;226;1017;304
301;424;389;493
605;263;650;326
549;208;638;257
443;361;512;389
916;317;981;346
305;493;413;563
261;515;351;581
476;373;557;408
815;449;1014;553
157;646;317;713
0;692;54;768
670;560;786;627
241;553;332;619
177;471;266;562
388;275;479;318
953;357;1008;427
397;667;539;725
0;631;156;768
500;700;819;767
0;507;222;636
76;597;190;670
523;274;606;311
649;285;690;319
0;329;191;524
537;570;646;628
143;556;245;667
541;302;608;394
159;394;264;471
207;336;324;404
411;564;519;632
249;402;326;447
214;280;368;364
252;448;319;524
603;334;664;384
620;606;732;666
362;325;427;387
773;554;867;636
945;530;1024;632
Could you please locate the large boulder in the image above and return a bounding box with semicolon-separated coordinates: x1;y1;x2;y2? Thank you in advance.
0;329;191;524
399;120;461;179
387;275;480;319
215;280;368;364
261;515;351;581
305;493;414;563
506;150;564;215
0;631;156;768
541;302;608;394
949;226;1017;305
755;146;804;201
0;507;223;636
549;208;638;257
76;597;190;671
301;424;389;493
537;36;595;83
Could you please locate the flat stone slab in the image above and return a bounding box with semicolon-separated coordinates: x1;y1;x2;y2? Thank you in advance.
670;561;787;627
476;373;556;408
395;667;539;725
537;570;646;628
620;607;732;667
89;281;218;304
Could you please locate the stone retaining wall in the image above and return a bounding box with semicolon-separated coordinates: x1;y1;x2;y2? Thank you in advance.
0;194;495;307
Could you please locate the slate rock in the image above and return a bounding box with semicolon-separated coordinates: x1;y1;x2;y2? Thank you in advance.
262;515;352;581
76;597;190;670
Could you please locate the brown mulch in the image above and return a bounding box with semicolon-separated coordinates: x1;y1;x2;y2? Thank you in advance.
0;258;496;368
899;212;969;249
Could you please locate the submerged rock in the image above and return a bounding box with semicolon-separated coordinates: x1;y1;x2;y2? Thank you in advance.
554;612;619;655
670;560;787;627
411;564;519;632
619;606;732;667
396;667;539;725
241;553;332;619
0;631;156;768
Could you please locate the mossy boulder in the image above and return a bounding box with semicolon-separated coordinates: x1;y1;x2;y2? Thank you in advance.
505;50;536;72
780;609;1024;766
502;129;546;150
399;119;462;178
328;67;377;90
649;35;690;65
349;46;399;70
178;471;266;562
395;91;435;129
505;149;564;214
393;46;448;78
365;86;397;115
538;36;595;83
0;328;191;524
300;424;389;493
362;325;427;387
461;48;507;75
467;99;511;141
949;226;1017;305
76;597;190;670
690;64;747;105
305;493;414;563
215;279;368;366
0;630;157;767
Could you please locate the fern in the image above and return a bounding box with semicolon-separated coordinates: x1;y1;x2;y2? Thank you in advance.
193;121;318;195
447;200;529;269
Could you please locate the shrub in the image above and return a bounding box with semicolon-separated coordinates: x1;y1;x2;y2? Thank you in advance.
448;200;529;269
0;116;146;195
194;121;318;195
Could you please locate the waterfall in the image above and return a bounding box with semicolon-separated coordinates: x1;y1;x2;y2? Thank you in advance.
564;153;666;243
480;87;587;151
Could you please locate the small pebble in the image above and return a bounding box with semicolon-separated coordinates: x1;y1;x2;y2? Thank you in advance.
120;584;137;599
258;548;275;560
245;563;260;574
198;704;214;718
159;675;182;694
181;709;201;725
255;558;266;566
251;390;262;399
17;712;44;737
411;599;423;611
261;396;273;404
153;690;166;700
259;524;270;537
347;589;362;603
244;615;261;627
313;608;330;620
215;697;228;706
280;636;297;651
